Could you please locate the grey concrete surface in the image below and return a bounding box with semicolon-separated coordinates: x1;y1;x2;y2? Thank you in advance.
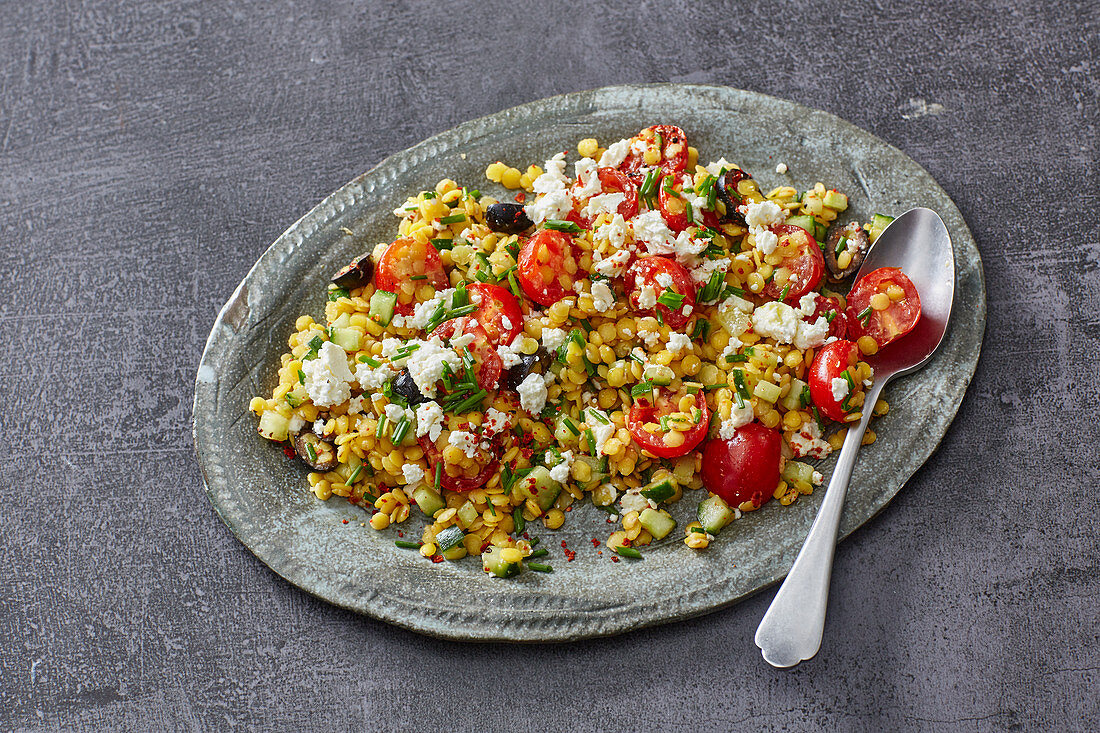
1;1;1096;731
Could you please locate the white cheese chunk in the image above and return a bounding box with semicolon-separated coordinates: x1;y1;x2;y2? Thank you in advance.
302;341;354;407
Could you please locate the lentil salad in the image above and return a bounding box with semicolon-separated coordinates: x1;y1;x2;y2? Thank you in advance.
249;125;922;577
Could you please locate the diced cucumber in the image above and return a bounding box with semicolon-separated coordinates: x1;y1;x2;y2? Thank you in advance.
641;477;676;503
331;311;352;329
814;221;828;242
785;214;816;234
553;414;581;447
869;214;895;243
753;379;782;403
639;508;676;540
517;465;561;511
697;494;733;534
780;377;808;412
643;363;675;386
822;190;848;210
434;525;465;552
715;305;751;339
330;326;361;352
369;290;398;326
413;486;445;517
257;412;290;442
573;455;607;491
591;482;618;507
482;545;524;578
441;544;467;560
284;385;307;408
456;501;479;527
782;460;815;488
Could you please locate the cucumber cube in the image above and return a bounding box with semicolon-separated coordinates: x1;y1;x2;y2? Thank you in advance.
753;380;782;403
697;494;733;534
639;508;676;540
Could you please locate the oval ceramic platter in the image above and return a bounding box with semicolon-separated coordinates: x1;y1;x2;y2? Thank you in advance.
194;84;985;642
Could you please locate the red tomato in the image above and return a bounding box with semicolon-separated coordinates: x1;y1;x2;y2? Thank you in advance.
627;388;710;459
625;256;696;330
463;283;522;346
375;237;449;315
429;320;503;391
808;339;860;422
657;174;691;233
809;294;849;340
619;125;689;182
570;167;639;227
516;229;578;306
699;423;782;509
846;268;922;348
762;225;824;303
418;433;499;492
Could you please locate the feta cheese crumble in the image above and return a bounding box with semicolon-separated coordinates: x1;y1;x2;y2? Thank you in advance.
405;337;462;397
414;401;444;442
590;280;615;312
831;376;850;402
719;402;755;439
790;419;832;459
448;430;480;459
402;463;425;485
517;372;548;415
751;301;801;344
541;327;567;352
302;341;354;408
548;450;574;483
666;332;692;356
598;138;631;168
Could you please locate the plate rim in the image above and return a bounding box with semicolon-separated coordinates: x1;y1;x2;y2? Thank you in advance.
193;82;986;642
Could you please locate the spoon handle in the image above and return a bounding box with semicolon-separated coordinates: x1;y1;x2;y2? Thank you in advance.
754;382;882;668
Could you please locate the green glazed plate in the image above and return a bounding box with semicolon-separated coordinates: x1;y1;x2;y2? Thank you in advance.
193;84;985;641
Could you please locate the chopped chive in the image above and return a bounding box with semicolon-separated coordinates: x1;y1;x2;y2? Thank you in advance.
857;306;873;323
588;410;610;425
392;417;411;444
631;381;655;398
450;389;488;414
422;191;436;199
690;527;708;534
308;335;324;351
528;548;548;558
305;442;317;462
507;270;522;299
835;236;848;255
467;189;481;200
513;509;525;535
410;274;428;281
779;282;791;301
430;237;454;250
528;563;553;573
842;370;856;390
691;319;711;341
488;503;496;517
703;382;729;391
732;370;750;400
744;347;756;356
346;465;362;484
375;415;387;439
684;381;703;394
586;428;598;456
328;286;350;302
543;219;583;233
653;131;663;150
800;384;811;408
562;416;580;435
434;462;442;491
357;355;380;366
529;536;540;547
725;354;748;363
440;212;467;225
297;369;306;383
452;282;469;307
656;290;686;309
627;352;645;364
614;545;643;559
395;540;421;549
824;309;837;323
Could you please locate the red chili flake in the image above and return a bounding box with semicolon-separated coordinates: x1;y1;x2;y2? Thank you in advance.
561;540;568;548
520;447;534;459
622;539;632;547
514;192;526;203
282;446;296;459
431;555;444;563
397;531;404;537
611;556;620;563
564;549;576;562
565;506;572;512
342;519;348;524
591;538;601;548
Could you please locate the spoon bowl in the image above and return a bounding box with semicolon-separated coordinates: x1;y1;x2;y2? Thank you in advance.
754;207;954;668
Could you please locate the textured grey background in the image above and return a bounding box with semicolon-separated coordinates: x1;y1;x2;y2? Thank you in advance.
1;1;1097;731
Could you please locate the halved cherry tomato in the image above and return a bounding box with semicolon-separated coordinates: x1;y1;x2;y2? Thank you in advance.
516;229;578;306
462;283;522;346
846;267;922;348
808;293;849;340
418;431;499;492
699;423;782;509
762;225;824;303
375;237;448;315
627;387;709;459
657;174;691;233
808;339;860;423
429;320;503;391
569;167;639;227
619;125;689;182
625;256;696;330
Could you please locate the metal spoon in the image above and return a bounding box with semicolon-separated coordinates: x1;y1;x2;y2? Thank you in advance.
754;207;955;668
